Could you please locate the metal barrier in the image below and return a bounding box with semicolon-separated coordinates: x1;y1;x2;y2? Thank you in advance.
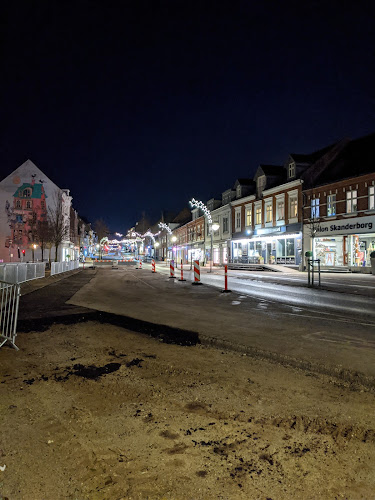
307;258;321;287
51;260;79;276
0;281;21;350
0;263;46;284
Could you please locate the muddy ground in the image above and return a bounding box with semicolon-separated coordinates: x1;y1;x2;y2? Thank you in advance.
1;321;375;499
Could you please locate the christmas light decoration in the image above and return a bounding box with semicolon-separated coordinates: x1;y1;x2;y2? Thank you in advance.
189;198;212;225
158;222;172;234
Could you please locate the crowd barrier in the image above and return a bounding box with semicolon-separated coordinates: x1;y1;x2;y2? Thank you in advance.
0;281;21;350
0;263;45;284
51;260;80;276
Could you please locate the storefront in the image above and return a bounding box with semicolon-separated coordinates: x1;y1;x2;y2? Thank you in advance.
231;224;302;267
311;215;375;270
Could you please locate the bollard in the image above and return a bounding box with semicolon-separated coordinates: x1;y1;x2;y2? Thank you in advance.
169;259;176;279
178;259;186;281
191;260;202;285
221;265;232;293
152;259;156;273
139;260;142;269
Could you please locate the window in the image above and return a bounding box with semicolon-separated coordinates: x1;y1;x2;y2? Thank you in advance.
255;206;262;225
16;200;21;209
257;175;266;198
289;197;298;218
288;162;295;178
22;188;31;197
223;217;228;233
277;200;284;220
311;198;320;218
346;190;357;213
41;200;45;209
235;211;241;229
26;201;32;209
369;186;375;210
236;185;241;198
327;194;336;216
266;203;272;223
246;207;252;227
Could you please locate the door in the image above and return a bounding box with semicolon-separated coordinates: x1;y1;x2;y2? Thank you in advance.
267;243;272;264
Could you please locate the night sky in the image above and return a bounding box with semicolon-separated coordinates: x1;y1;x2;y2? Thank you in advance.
1;1;374;234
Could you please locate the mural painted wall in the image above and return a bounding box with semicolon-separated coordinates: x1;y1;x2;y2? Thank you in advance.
0;159;71;263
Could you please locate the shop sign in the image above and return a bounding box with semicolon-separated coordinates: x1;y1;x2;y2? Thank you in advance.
276;257;295;264
314;215;375;236
255;226;286;236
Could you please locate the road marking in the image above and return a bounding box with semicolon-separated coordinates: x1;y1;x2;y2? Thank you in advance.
279;311;375;327
128;272;157;289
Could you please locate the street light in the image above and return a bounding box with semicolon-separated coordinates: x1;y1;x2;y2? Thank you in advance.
210;224;220;273
32;243;37;263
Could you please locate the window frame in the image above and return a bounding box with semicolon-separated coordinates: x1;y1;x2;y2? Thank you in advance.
346;190;357;214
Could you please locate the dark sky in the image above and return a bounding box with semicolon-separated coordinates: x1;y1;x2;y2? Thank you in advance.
1;1;374;233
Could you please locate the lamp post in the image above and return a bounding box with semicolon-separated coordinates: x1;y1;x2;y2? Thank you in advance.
32;243;37;263
210;224;220;273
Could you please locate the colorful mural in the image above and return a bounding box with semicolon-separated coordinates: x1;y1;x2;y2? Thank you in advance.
5;175;48;251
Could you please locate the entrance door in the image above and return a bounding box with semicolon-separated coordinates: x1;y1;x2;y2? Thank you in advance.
267;243;272;264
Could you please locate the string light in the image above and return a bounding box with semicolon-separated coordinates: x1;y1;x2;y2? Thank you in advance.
189;198;212;225
158;222;172;234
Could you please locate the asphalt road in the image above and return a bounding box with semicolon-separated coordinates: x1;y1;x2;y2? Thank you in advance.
15;266;375;385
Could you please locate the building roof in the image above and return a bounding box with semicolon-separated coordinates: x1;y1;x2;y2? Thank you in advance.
258;164;285;176
13;182;46;199
290;142;339;165
309;132;375;186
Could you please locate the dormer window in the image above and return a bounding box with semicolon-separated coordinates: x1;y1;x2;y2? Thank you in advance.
22;188;31;197
257;175;266;198
236;185;241;198
288;162;295;178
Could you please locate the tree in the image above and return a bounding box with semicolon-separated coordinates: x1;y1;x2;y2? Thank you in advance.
48;192;69;262
93;219;110;259
37;219;52;262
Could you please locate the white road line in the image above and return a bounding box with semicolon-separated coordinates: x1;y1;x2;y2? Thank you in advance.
128;272;157;289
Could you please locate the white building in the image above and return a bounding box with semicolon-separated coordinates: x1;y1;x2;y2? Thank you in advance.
0;159;76;263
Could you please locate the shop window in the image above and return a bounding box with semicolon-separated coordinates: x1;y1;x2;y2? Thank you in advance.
369;186;375;210
327;194;336;216
255;207;262;225
346;190;357;213
277;239;285;257
266;204;272;223
311;198;320;218
289;197;298;219
286;238;295;257
246;208;252;227
277;200;284;220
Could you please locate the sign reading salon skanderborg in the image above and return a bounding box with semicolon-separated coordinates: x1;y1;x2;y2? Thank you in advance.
315;215;375;236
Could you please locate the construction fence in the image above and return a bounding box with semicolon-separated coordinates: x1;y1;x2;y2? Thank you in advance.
0;281;21;350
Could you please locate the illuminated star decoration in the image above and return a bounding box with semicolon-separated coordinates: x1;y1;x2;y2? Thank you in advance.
189;198;212;225
158;222;172;235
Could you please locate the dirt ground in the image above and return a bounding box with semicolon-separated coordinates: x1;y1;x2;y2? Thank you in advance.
1;322;375;500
